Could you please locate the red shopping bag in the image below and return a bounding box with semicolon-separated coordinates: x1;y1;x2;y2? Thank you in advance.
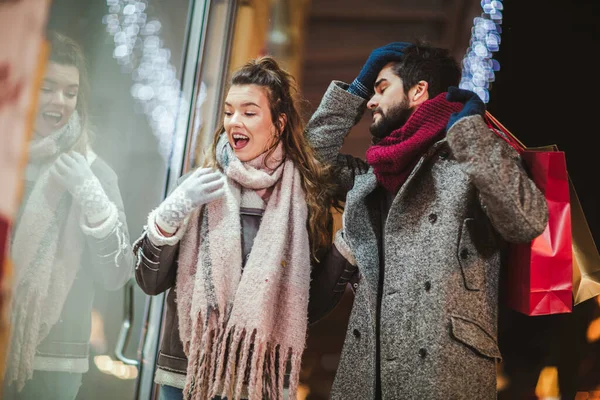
486;112;572;316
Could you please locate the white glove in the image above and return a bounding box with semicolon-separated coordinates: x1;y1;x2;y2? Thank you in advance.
50;152;112;224
155;167;226;234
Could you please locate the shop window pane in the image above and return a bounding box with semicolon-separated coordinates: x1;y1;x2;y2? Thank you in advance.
2;0;194;399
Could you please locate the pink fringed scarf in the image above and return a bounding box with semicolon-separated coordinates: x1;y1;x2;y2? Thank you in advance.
6;114;84;391
365;92;463;193
176;136;311;400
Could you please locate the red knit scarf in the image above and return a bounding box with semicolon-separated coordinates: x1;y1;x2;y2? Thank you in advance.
365;92;464;193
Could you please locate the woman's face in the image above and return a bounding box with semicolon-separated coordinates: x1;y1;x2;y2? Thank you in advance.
223;84;282;162
34;62;80;137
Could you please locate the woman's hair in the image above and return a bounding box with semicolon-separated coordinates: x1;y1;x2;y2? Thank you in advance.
46;30;93;152
205;56;337;257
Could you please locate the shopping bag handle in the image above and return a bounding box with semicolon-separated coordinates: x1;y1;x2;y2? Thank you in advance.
484;111;526;153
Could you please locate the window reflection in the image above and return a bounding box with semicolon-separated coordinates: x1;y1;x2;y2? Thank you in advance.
3;31;133;400
3;0;194;398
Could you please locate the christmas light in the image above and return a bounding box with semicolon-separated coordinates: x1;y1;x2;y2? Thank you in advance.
460;0;504;103
102;0;187;162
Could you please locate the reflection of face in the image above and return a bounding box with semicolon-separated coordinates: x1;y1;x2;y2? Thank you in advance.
223;84;279;162
34;62;80;138
367;63;413;139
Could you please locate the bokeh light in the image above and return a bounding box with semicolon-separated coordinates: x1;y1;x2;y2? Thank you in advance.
102;0;188;163
535;366;560;399
94;355;139;380
460;0;504;103
587;317;600;343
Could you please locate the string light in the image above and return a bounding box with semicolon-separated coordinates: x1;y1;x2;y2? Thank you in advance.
460;0;504;103
102;0;188;162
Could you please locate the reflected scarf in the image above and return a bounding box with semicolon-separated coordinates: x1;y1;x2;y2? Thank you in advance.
176;135;311;400
6;114;85;390
365;93;463;193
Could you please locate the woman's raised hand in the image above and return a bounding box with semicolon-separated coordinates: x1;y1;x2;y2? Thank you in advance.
50;151;113;224
155;167;226;234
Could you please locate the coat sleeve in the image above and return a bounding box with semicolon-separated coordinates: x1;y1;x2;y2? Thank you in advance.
81;159;134;291
134;173;192;295
446;115;549;243
308;230;358;325
133;226;181;296
305;81;371;196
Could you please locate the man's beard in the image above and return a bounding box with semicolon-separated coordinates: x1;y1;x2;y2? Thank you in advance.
369;97;412;139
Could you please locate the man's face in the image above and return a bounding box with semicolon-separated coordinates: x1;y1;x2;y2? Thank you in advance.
367;63;413;139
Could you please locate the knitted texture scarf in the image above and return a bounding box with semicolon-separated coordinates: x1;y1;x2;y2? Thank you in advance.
176;135;311;400
6;114;85;390
365;93;463;193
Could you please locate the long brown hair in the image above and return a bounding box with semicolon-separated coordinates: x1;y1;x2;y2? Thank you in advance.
205;56;336;258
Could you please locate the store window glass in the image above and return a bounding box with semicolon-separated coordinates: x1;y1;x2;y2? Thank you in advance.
2;0;194;399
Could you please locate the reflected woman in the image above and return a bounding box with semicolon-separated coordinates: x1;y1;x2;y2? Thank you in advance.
135;57;336;400
3;31;133;399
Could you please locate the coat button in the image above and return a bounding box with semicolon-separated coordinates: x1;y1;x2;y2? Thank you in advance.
419;348;427;358
352;282;359;289
439;150;449;160
353;329;361;339
460;248;469;259
428;213;437;224
424;281;431;291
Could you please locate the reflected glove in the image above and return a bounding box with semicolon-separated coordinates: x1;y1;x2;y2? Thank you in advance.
446;86;486;131
155;167;226;234
347;42;412;99
51;152;113;224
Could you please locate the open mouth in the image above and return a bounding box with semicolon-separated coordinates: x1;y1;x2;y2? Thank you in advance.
232;133;250;150
42;111;63;125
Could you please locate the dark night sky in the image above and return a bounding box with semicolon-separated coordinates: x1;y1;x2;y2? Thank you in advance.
487;0;600;244
486;7;600;397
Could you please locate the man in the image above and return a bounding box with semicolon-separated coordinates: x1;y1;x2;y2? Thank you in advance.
306;42;549;399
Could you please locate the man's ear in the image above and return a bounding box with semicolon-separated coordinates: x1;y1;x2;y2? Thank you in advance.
408;80;429;107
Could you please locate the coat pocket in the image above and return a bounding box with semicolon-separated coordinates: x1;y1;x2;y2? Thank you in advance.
456;218;491;291
450;314;502;361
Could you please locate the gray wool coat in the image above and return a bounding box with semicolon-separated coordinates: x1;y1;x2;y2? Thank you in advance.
305;82;549;400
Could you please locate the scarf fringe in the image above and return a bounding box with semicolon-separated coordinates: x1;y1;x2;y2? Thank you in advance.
234;329;254;399
217;328;243;398
277;345;286;399
287;351;303;400
6;288;45;391
266;343;276;399
183;316;303;400
183;311;216;399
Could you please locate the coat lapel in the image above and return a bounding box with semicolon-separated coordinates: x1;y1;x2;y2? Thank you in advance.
387;139;447;227
344;169;380;292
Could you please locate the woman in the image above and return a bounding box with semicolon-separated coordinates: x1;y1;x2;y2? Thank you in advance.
3;31;133;399
134;57;336;400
